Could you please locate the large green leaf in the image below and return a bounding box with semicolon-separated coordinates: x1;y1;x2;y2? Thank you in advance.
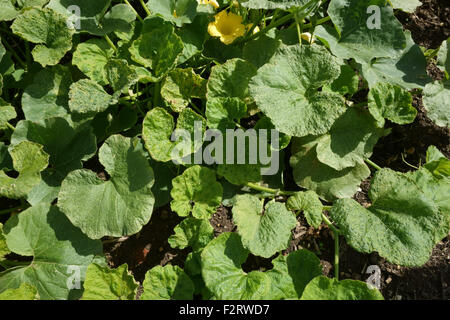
146;0;198;27
81;264;138;300
330;168;448;266
11;118;97;204
301;276;384;300
265;249;322;299
232;194;297;258
314;107;385;170
326;0;405;64
206;97;247;130
207;58;257;103
422;81;450;128
249;44;345;137
72;39;115;86
176;14;208;64
290;136;371;201
286;191;323;228
58;135;155;239
424;145;450;179
0;0;19;21
161;68;207;112
201;232;272;299
68;79;112;118
11;7;74;66
0;203;103;300
21;66;72;123
368;82;416;125
142;107;206;163
170;165;222;219
0;141;49;199
168;217;214;251
130;16;183;81
241;0;309;9
141;265;195;300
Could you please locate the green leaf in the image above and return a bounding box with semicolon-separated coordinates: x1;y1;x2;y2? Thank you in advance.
0;283;37;300
201;232;271;299
141;265;194;300
207;58;257;103
290;136;371;201
68;79;112;117
170;165;222;219
11;7;74;66
330;168;448;266
241;0;309;9
232;194;297;258
243;34;281;69
249;44;345;137
130;16;183;81
368;82;417;125
287;191;323;228
437;38;449;74
176;14;208;64
206;97;247;130
142;107;206;162
11;118;97;205
423;81;450;128
105;59;138;96
0;203;103;300
326;0;406;64
146;0;198;27
217;163;262;186
22;66;72;123
424;146;450;179
0;0;19;21
58;135;155;239
390;0;421;13
73;39;115;86
315;107;385;170
161;68;207;112
323;64;359;96
0;223;10;262
0;98;16;130
168;217;214;251
81;264;138;300
0;141;49;199
265;249;322;299
301;276;384;300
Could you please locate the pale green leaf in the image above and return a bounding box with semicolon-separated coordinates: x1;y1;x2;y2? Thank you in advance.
206;97;247;130
0;223;10;262
368;82;417;125
11;7;74;66
0;141;49;199
301;276;384;300
141;265;194;300
58;135;155;239
232;194;297;258
424;145;450;179
390;0;421;13
81;264;138;300
0;0;19;21
168;217;214;251
323;64;359;96
146;0;198;27
0;283;38;300
68;79;112;117
241;0;309;9
423;81;450;128
249;44;345;137
286;191;323;228
0;99;16;130
170;165;222;219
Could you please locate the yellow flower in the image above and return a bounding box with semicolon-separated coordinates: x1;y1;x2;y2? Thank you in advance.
197;0;220;9
208;11;246;45
300;32;315;44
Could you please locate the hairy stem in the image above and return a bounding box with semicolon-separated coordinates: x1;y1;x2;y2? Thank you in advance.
139;0;151;16
123;0;144;22
365;158;382;171
104;34;118;53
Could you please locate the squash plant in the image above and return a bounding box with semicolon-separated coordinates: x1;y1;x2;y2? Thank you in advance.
0;0;448;300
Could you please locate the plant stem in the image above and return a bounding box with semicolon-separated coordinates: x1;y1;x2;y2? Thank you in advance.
241;12;294;43
294;9;303;46
0;205;24;215
321;213;339;234
104;34;118;53
6;122;15;131
334;231;339;279
123;0;143;22
245;182;296;196
153;82;161;107
139;0;151;16
1;38;26;69
303;16;331;29
364;158;382;171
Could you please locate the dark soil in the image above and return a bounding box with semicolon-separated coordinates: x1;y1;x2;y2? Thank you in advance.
103;0;449;300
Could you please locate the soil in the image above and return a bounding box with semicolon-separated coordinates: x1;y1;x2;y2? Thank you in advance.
102;0;450;300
